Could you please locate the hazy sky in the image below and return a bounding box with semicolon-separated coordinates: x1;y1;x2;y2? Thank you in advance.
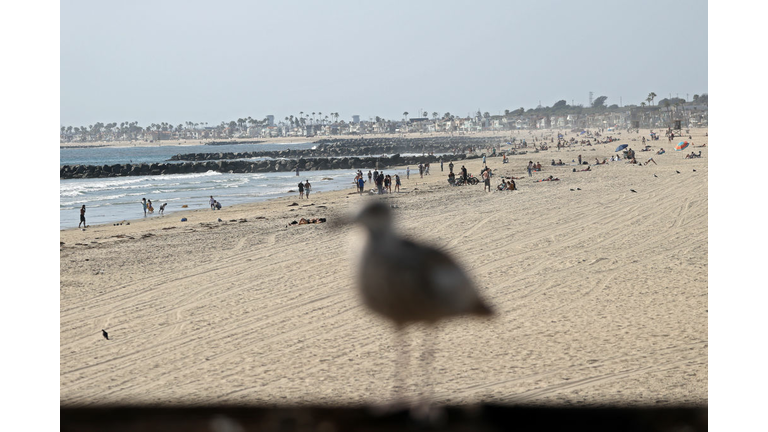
60;0;707;127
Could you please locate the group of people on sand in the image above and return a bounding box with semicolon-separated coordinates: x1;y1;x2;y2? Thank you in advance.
685;151;703;159
497;177;517;191
527;161;542;176
355;169;400;195
208;196;222;210
297;180;312;199
142;197;167;216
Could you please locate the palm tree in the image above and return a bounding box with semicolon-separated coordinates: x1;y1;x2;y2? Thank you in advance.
403;111;409;121
647;92;657;106
640;102;646;108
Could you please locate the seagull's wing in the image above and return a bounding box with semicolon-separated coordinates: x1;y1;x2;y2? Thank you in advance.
400;239;488;317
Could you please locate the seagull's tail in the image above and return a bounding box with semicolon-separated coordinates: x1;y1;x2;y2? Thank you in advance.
472;300;494;317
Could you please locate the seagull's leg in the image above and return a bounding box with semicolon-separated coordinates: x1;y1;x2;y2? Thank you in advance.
412;325;444;423
391;324;409;407
420;325;436;403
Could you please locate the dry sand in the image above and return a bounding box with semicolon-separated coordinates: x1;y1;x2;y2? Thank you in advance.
60;129;708;407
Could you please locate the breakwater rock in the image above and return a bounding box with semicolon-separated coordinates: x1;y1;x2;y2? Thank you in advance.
169;136;502;162
60;154;478;179
205;140;264;146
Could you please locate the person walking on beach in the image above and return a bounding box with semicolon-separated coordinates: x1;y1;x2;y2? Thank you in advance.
419;163;424;178
368;170;372;184
296;166;300;176
79;205;86;228
406;166;410;179
449;161;454;174
395;174;401;192
461;165;468;182
578;154;582;165
210;196;215;210
376;173;384;194
298;181;305;199
147;199;154;214
357;175;365;194
527;161;533;177
482;168;491;192
440;158;444;172
304;180;312;199
142;198;147;217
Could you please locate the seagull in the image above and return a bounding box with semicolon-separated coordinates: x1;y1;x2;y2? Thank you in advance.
102;329;109;340
630;189;637;193
352;202;493;411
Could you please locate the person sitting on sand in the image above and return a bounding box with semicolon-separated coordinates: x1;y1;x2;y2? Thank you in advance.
508;179;516;190
448;172;456;185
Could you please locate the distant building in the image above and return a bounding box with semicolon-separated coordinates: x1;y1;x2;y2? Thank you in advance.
266;115;274;126
352;115;360;124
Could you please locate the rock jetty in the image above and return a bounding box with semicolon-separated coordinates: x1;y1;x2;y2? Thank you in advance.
60;154;479;179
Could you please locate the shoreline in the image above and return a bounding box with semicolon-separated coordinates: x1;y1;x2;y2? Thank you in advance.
60;128;707;232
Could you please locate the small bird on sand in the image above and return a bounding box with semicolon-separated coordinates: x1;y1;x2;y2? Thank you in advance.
352;202;493;412
630;189;637;193
102;329;109;340
676;170;681;174
654;174;658;178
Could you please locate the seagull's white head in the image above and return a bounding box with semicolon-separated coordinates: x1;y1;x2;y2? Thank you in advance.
354;202;393;235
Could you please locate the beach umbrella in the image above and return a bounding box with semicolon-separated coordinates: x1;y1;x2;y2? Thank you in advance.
615;144;628;152
675;141;690;151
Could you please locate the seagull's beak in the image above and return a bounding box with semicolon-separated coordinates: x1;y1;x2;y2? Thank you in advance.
327;214;353;231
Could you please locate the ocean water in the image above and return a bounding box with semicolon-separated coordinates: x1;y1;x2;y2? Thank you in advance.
60;141;317;166
60;142;415;230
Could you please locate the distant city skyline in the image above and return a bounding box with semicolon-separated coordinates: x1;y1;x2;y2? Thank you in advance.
61;0;707;127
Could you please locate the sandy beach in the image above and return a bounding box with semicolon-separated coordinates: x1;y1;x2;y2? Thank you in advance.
60;129;708;407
